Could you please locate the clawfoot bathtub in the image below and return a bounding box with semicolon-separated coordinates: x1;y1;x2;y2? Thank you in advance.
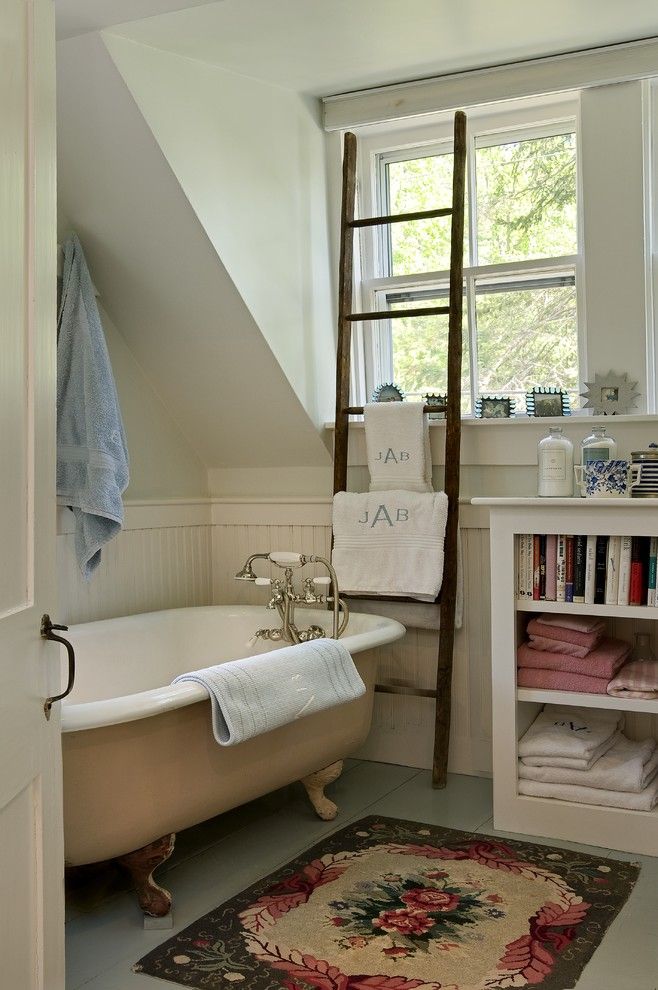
61;605;404;915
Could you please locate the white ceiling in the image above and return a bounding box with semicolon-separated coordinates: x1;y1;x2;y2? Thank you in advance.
100;0;658;96
54;0;219;40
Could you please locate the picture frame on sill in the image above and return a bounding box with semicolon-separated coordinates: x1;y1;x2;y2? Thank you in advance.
475;395;515;419
371;382;405;403
580;372;640;415
525;387;570;418
424;392;446;420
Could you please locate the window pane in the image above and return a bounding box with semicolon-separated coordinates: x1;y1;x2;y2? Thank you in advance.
476;133;576;265
387;293;471;413
475;279;579;412
386;154;468;275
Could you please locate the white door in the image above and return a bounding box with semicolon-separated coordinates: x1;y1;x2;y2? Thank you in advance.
1;1;64;988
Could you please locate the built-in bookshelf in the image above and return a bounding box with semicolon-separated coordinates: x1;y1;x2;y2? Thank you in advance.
517;531;658;607
473;496;658;856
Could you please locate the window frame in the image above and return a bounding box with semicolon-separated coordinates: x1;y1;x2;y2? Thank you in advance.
353;94;585;414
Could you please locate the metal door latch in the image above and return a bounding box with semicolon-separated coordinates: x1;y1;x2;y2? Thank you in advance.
41;614;76;720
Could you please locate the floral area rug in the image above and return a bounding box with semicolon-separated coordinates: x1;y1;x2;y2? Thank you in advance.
134;815;639;990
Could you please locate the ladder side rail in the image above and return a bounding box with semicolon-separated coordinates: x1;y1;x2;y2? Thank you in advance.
433;110;467;788
333;132;358;495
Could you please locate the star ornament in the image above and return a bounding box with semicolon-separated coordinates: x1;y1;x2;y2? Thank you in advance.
580;372;640;415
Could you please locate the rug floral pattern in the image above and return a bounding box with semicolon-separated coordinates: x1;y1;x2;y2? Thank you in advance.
134;816;639;990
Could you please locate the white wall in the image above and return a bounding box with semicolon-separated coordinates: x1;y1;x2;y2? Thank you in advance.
100;305;208;499
103;32;336;434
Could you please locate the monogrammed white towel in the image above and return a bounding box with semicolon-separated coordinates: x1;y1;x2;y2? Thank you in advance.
173;638;364;746
364;402;432;492
518;705;624;768
332;490;448;601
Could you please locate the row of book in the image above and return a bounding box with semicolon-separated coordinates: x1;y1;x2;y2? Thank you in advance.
517;534;658;606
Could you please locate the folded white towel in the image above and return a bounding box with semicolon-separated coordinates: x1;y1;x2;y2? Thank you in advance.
173;638;365;746
519;735;658;792
521;732;623;770
518;774;658;811
518;705;624;768
364;403;432;492
332;490;448;601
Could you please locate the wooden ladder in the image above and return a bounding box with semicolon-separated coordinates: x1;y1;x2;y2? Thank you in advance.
332;110;467;788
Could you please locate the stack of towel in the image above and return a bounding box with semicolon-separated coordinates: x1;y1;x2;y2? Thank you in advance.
517;614;631;694
518;705;658;811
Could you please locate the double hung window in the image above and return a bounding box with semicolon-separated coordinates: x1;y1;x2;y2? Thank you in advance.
355;98;581;414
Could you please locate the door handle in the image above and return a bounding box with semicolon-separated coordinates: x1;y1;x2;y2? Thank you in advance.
41;614;76;720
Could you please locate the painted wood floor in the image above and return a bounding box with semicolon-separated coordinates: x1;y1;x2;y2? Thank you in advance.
65;762;658;990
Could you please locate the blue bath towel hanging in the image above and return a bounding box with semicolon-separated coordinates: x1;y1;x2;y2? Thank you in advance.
57;233;129;579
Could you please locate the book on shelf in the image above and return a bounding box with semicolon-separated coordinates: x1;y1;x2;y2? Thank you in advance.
584;534;597;605
594;535;608;605
618;535;632;606
629;536;649;606
565;535;574;603
556;534;566;602
573;535;586;603
604;535;621;605
532;534;541;601
649;537;658;607
517;532;658;608
545;534;557;601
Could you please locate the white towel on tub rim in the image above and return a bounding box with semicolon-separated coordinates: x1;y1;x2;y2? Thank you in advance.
172;637;365;746
332;490;448;602
364;402;432;492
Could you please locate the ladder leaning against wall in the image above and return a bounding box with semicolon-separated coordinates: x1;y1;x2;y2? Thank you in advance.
332;110;467;788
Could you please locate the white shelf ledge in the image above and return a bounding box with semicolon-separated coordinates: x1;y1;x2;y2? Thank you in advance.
516;599;657;618
473;496;658;507
517;687;658;714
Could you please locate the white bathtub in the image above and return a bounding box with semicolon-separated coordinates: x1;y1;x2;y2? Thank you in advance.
61;606;405;873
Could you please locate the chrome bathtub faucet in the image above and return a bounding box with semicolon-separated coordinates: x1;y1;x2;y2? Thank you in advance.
234;552;349;644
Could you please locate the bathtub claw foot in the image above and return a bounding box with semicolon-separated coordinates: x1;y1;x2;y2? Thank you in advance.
301;760;343;820
117;832;176;917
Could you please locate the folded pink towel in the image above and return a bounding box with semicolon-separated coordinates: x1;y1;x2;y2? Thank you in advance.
517;667;610;694
607;660;658;700
527;635;591;659
526;617;604;652
518;638;630;679
535;614;607;635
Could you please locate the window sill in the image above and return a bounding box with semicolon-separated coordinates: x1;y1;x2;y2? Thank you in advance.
324;413;658;430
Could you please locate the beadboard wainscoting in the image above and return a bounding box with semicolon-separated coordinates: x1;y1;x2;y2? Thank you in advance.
211;499;493;776
57;497;493;775
56;501;214;625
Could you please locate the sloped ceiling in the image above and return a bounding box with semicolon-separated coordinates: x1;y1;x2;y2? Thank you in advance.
55;0;219;40
57;31;332;468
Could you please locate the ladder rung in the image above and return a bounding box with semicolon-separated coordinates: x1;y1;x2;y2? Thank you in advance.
348;306;449;322
343;403;446;416
375;681;437;698
349;207;452;228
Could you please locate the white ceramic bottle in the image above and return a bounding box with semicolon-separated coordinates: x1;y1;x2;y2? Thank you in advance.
537;426;574;497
